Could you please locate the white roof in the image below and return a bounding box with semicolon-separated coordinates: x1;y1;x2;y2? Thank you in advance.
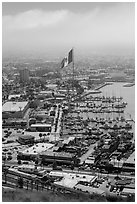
21;143;54;155
125;151;135;164
85;159;95;164
46;84;57;88
75;184;105;195
31;124;51;128
19;164;42;170
49;171;95;182
39;90;52;94
122;188;135;194
62;136;75;144
2;101;28;112
55;178;78;188
53;172;97;189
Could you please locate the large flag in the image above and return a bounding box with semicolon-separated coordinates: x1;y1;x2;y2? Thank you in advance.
61;57;68;69
68;49;73;64
61;49;73;69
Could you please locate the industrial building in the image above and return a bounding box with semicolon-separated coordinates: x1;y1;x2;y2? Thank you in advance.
17;143;54;161
40;151;80;165
2;101;29;119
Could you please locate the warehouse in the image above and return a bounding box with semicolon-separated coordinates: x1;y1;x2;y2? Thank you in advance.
2;101;29;119
17;143;54;161
40;151;80;165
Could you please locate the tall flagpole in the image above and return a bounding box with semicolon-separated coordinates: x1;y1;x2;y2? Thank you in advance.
72;47;75;96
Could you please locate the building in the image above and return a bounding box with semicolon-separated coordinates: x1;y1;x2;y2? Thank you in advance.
2;119;27;128
18;135;35;145
53;172;99;195
46;84;57;90
20;68;29;83
17;143;54;161
2;101;29;119
123;151;135;171
40;151;79;165
30;124;52;132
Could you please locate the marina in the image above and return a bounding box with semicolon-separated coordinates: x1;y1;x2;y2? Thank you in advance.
2;81;135;201
2;2;135;201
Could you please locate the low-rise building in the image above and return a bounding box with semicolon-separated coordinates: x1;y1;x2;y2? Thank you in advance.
40;151;79;165
2;101;29;119
17;143;54;161
30;124;52;132
18;135;35;145
123;151;135;171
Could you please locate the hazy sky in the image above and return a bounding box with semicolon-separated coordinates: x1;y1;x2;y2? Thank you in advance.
2;2;135;58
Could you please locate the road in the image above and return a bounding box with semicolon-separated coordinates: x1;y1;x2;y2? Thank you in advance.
3;159;135;179
80;144;96;164
3;162;134;181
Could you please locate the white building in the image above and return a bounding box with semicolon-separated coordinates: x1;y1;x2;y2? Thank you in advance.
2;101;29;119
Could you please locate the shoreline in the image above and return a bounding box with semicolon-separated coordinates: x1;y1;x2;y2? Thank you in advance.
95;82;113;90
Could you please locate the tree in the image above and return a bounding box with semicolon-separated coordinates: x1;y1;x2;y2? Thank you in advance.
39;133;43;141
18;160;22;165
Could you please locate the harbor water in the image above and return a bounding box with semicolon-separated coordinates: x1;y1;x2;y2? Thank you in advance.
69;82;135;139
99;82;135;120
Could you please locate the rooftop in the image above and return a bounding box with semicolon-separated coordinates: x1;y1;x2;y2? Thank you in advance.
39;90;52;94
125;151;135;164
62;137;75;144
53;172;96;189
2;101;28;112
122;188;135;195
31;124;52;128
75;184;105;195
20;143;54;155
40;151;74;158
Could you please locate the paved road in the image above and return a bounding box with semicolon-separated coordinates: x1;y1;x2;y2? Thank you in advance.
80;144;96;164
3;161;135;181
